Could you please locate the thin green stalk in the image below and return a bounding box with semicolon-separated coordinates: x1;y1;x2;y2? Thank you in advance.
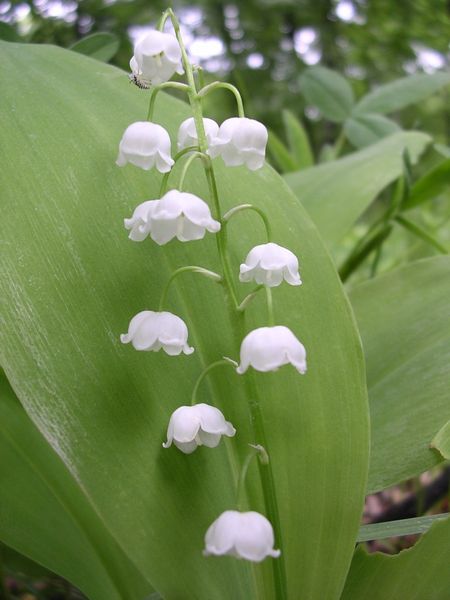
265;287;275;326
191;358;238;405
197;81;245;117
147;82;190;121
395;215;448;254
159;266;222;311
339;222;392;283
178;151;209;191
163;10;287;598
223;204;272;242
159;146;200;196
237;285;264;312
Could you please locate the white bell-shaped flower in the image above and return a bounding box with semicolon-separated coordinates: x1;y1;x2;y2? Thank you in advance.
148;189;221;245
120;310;194;356
163;403;236;454
116;121;174;173
177;117;219;151
237;326;306;374
130;30;183;86
240;242;302;287
209;117;268;170
204;510;281;562
123;200;158;242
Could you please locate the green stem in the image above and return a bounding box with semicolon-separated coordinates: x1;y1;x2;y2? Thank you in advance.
265;287;275;326
164;10;287;598
237;285;264;312
159;146;200;196
147;82;190;121
236;444;269;509
191;358;238;405
159;266;222;310
339;222;392;283
178;151;209;191
395;215;448;254
223;204;272;242
197;81;245;118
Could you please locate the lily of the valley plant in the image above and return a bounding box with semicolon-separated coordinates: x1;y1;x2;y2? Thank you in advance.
117;8;305;593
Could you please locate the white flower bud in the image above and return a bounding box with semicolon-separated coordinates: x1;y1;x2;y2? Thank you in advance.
148;190;221;245
116;121;174;173
204;511;281;562
237;326;306;375
163;404;236;454
240;243;302;287
177;117;219;151
120;310;194;356
209;117;268;170
130;30;183;86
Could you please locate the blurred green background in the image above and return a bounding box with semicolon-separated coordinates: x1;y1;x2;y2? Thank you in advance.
1;0;449;147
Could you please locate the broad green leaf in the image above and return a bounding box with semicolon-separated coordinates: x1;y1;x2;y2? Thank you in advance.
284;131;430;250
70;32;120;62
299;66;354;123
1;542;53;580
350;257;450;493
0;42;369;599
0;371;152;600
431;420;450;460
357;514;449;543
404;158;450;210
341;517;450;600
267;129;298;172
354;72;450;115
282;109;314;169
344;114;400;148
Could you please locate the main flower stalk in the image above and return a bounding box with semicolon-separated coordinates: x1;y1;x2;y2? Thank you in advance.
162;9;287;598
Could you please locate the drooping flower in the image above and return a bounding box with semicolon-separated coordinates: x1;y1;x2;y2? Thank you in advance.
148;189;221;245
120;310;194;356
209;117;268;170
237;326;306;374
163;404;236;454
239;242;302;287
204;511;281;562
130;30;183;86
123;200;158;242
116;121;174;173
177;117;219;151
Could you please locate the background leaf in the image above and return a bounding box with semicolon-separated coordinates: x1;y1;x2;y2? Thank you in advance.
341;517;450;600
299;66;354;123
0;371;152;600
357;514;449;543
344;114;400;148
354;72;450;115
404;158;450;210
282;109;314;169
70;32;120;62
350;257;450;493
268;129;298;173
284;131;430;250
0;42;369;599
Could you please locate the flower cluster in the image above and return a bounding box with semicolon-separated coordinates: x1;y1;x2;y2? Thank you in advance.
118;19;306;566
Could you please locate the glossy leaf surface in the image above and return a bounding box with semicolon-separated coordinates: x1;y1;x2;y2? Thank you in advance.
0;372;152;600
350;257;450;492
0;42;369;599
284;132;430;249
70;32;120;62
344;114;400;148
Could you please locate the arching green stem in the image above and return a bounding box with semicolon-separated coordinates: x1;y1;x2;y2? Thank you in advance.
159;266;222;311
179;151;210;191
158;146;200;196
236;444;269;510
191;358;238;405
223;203;272;242
237;285;264;312
147;82;190;121
197;82;245;118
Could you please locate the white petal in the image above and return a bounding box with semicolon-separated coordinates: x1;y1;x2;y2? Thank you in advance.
197;431;222;448
237;326;306;374
169;406;201;442
234;512;280;562
204;511;241;556
173;439;199;454
195;403;236;437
